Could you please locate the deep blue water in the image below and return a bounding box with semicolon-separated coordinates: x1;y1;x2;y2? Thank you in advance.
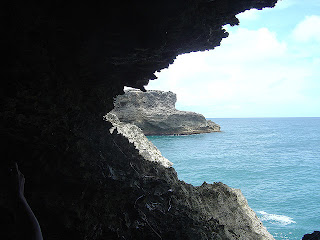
147;118;320;240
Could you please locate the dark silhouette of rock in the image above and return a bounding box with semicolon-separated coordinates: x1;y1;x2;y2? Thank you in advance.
3;0;278;239
111;90;220;135
302;231;320;240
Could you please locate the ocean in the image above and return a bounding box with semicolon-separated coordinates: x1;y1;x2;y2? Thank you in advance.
147;117;320;240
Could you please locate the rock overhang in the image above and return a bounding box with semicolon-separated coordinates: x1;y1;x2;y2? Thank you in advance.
7;0;278;103
3;1;280;239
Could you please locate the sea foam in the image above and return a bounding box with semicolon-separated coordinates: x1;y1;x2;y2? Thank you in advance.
257;211;296;225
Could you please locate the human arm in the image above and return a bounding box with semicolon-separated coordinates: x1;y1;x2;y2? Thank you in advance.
10;163;43;240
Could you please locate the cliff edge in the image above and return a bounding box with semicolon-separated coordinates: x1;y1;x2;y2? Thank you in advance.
104;112;173;168
111;90;220;135
103;113;274;240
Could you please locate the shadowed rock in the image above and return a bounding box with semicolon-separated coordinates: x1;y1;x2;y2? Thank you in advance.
302;231;320;240
3;0;278;239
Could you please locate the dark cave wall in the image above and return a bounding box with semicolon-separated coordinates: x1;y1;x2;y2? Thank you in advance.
3;0;278;239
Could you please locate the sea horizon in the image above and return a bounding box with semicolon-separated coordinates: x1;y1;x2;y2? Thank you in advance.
207;116;320;119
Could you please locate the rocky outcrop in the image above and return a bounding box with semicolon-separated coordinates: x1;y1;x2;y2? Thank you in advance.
104;112;173;168
111;90;220;135
302;231;320;240
3;1;279;239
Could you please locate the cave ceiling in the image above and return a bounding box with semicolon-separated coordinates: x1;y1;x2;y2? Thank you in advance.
7;0;277;98
2;1;281;239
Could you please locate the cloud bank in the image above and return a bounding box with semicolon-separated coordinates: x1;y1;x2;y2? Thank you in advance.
146;5;320;118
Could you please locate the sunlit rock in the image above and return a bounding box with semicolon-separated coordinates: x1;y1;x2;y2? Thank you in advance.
111;90;221;135
104;112;173;168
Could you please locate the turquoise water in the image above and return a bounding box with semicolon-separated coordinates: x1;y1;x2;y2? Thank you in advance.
147;118;320;240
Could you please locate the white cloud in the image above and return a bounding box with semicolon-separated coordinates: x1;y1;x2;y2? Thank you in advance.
214;27;287;62
273;0;297;10
237;9;260;21
146;20;320;117
292;15;320;42
148;27;291;105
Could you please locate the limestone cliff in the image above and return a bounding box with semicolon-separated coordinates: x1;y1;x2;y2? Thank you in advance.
104;112;173;168
3;1;279;239
111;90;220;135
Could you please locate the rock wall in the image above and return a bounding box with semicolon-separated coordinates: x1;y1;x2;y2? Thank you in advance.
3;0;279;239
112;90;221;135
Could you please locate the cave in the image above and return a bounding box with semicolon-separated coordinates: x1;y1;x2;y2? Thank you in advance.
1;1;284;239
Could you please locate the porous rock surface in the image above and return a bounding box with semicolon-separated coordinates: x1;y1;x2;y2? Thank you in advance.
2;1;279;239
111;90;221;135
105;112;173;168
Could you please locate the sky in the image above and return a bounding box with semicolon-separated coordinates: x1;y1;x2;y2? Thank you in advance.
144;0;320;118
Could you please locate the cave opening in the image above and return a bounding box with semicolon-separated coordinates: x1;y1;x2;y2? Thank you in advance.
4;0;319;239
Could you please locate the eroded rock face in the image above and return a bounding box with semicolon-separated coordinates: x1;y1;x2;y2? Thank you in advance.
3;0;278;239
104;112;173;168
112;90;221;135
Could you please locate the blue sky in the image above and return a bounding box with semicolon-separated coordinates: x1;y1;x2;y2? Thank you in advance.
145;0;320;118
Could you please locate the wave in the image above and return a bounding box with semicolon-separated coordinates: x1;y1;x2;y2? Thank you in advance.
257;211;296;225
